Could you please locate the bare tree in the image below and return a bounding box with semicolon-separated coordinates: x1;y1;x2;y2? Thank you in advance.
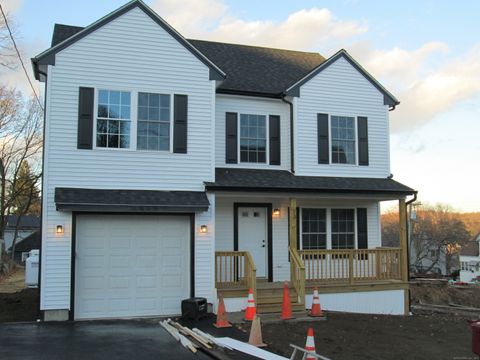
0;86;42;273
0;6;17;69
382;204;471;275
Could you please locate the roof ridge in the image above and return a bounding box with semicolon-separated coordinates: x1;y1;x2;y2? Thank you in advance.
188;38;325;57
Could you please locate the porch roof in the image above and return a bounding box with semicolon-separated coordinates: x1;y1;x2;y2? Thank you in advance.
206;168;416;197
55;187;210;213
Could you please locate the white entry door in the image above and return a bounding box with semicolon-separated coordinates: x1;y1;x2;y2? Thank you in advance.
238;207;268;278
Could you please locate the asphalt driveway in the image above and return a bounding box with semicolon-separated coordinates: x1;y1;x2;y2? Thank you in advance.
0;320;214;360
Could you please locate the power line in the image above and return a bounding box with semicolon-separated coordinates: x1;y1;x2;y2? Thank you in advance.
0;4;44;111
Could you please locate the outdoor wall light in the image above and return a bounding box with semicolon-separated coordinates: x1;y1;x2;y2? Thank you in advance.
200;225;208;233
56;225;64;235
273;208;280;216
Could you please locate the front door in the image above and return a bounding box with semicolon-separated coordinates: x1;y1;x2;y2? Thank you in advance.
238;207;268;278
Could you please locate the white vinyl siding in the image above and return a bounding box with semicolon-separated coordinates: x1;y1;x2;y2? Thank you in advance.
215;94;290;170
295;56;390;178
41;7;216;310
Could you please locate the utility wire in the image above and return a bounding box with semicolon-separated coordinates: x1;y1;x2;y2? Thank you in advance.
0;3;44;111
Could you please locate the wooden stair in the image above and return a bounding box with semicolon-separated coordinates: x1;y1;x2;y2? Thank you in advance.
218;281;305;314
256;283;305;314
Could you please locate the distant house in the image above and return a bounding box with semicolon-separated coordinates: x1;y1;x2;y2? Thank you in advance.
4;215;40;253
459;233;480;282
11;231;41;263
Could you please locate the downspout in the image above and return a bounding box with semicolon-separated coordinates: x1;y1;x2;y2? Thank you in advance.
281;95;295;173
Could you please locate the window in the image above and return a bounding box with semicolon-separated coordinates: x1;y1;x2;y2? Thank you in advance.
97;90;131;148
331;116;355;164
137;92;170;151
301;209;327;250
331;209;355;249
240;114;266;163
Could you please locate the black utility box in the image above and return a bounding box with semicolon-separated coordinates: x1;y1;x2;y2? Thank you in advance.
181;297;208;321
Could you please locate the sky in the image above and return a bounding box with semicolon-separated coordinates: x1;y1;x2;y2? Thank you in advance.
1;0;479;212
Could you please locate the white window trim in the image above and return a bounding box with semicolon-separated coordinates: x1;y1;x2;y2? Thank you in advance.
299;207;358;250
92;87;174;153
328;114;359;166
237;112;270;165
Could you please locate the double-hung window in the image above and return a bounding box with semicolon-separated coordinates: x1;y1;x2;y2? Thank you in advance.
331;209;355;249
331;116;356;164
137;92;171;151
239;114;267;163
301;209;327;250
96;90;131;149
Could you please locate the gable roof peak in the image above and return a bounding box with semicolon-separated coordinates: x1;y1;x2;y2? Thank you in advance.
32;0;225;81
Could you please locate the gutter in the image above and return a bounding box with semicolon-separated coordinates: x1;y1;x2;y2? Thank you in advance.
281;94;295;173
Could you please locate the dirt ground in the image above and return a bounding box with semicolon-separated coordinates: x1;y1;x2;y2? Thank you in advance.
258;312;474;360
411;281;480;308
0;268;39;322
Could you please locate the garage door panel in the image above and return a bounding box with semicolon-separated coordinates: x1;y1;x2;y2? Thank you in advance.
75;215;190;319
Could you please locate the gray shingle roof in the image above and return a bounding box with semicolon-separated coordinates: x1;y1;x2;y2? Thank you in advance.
6;215;40;230
188;39;325;96
50;24;325;96
55;187;210;213
461;234;480;257
13;231;41;253
205;168;416;196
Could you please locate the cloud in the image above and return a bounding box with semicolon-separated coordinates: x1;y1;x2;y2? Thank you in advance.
151;0;480;133
1;0;23;14
152;0;367;50
355;43;480;132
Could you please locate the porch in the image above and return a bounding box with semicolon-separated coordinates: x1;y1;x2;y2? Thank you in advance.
214;197;410;314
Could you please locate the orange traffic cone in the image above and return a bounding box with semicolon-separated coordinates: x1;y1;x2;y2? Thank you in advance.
245;288;256;321
248;315;267;347
214;295;232;328
309;288;324;317
281;281;294;320
305;327;316;360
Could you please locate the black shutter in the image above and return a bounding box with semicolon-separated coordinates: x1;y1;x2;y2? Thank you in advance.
77;87;94;149
296;207;300;250
357;208;368;249
225;112;238;164
173;94;188;153
317;113;329;164
269;115;281;165
358;116;369;166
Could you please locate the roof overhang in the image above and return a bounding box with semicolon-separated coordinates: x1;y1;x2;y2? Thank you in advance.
31;0;226;82
285;49;400;107
205;168;416;200
55;187;210;213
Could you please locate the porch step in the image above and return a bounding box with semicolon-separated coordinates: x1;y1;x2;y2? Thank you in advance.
257;302;305;314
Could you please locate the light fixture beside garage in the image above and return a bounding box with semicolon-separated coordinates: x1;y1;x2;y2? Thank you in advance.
273;208;280;216
56;224;64;235
200;225;208;233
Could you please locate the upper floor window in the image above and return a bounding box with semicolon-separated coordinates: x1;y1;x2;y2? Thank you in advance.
240;114;266;163
137;92;171;151
331;116;355;164
331;209;355;249
96;90;131;148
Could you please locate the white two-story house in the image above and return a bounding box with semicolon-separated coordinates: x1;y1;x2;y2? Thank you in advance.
32;0;416;321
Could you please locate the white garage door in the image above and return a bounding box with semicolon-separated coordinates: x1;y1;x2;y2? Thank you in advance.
75;215;190;319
